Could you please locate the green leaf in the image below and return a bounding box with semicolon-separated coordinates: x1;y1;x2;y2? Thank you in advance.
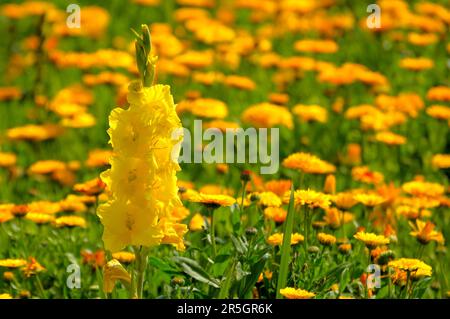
173;257;220;288
276;184;295;299
241;252;269;298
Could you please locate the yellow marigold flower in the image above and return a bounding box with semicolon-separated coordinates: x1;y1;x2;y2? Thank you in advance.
25;213;55;224
426;105;450;121
189;213;206;231
224;75;256;91
294;39;338;54
103;259;132;293
59;198;87;213
73;178;106;196
0;293;12;299
354;231;390;248
0;152;17;168
178;98;228;119
323;207;353;229
284;189;332;209
338;243;352;254
426;86;450;102
317;232;336;246
267;233;304;246
27;160;67;175
431;154;450;169
374;131;407;145
354;193;386;206
7;124;63;142
54;216;87;228
323;174;336;194
0;259;27;268
279;287;315;299
264;179;292;197
97;81;187;252
111;251;136;264
399;57;434;71
241;103;293;129
333;192;358;209
351;166;384;185
85;149;114;168
3;271;14;281
0;86;21;101
409;220;444;245
292;104;328;123
199;184;233;196
268;93;289;105
264;207;287;223
1;212;15;224
174;50;213;69
402;181;444;197
407;32;438;46
252;191;281;207
22;257;45;277
283;152;336;174
388;258;432;278
190;193;236;208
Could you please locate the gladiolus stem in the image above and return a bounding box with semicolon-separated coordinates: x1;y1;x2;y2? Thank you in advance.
135;246;149;299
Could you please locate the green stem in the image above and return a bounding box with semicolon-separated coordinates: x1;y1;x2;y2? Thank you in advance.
210;209;217;259
135;246;149;299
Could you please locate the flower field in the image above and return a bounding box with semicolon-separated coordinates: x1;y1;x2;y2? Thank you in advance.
0;0;449;300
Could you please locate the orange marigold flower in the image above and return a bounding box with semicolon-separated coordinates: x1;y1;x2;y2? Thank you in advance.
409;219;444;245
283;152;335;174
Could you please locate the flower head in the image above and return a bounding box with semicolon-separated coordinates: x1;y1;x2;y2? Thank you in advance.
354;231;390;248
279;287;315;299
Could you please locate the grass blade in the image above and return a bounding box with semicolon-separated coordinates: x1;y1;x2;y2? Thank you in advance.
276;184;295;299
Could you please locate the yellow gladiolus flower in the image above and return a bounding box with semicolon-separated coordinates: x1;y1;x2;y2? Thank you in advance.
97;81;187;252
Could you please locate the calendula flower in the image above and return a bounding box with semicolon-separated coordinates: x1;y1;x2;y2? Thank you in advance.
427;105;450;121
399;57;434;71
317;232;336;246
103;259;132;293
264;207;287;223
284;189;332;209
97;79;187;252
283;152;336;174
323;207;353;229
178;98;228;119
85;149;114;168
25;212;55;224
266;233;304;246
252;191;281;207
0;152;17;168
54;216;87;228
374;131;406;145
224;75;256;91
402;181;444;197
73;178;106;196
0;259;27;268
264;179;292;197
323;175;336;194
431;154;450;169
292;104;328;123
294;39;338;54
333;192;358;209
22;258;45;277
338;243;352;254
354;193;386;206
351;166;384;185
189;213;206;231
409;220;444;245
0;293;13;299
388;258;432;279
241;103;293;129
112;251;136;264
279;287;315;299
7;124;63;142
426;86;450;102
81;250;106;269
190;193;236;209
354;231;390;248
